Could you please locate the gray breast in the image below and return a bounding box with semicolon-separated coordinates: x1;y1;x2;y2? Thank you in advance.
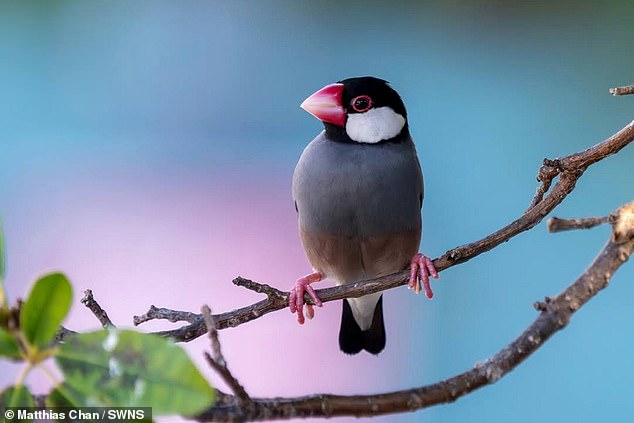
292;131;423;238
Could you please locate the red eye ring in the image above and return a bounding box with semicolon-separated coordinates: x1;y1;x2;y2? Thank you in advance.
351;95;373;113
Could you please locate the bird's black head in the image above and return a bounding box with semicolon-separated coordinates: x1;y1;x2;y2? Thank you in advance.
300;76;410;144
338;76;407;120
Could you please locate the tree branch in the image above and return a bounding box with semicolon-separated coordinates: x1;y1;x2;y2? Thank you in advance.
201;305;252;409
135;120;634;342
54;326;76;343
80;289;115;328
547;215;613;233
133;305;200;325
42;87;633;422
195;202;634;421
612;201;634;243
609;84;634;96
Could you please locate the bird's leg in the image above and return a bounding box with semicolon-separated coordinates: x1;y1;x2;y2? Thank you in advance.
409;253;439;299
289;271;323;325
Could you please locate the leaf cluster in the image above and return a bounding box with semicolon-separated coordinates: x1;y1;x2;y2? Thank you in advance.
0;226;215;419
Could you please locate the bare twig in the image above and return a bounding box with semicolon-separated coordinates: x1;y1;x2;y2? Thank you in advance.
202;305;252;410
133;305;200;326
195;202;634;421
612;201;634;243
80;289;114;328
609;84;634;96
202;306;225;367
528;161;558;208
232;278;287;299
136;120;634;343
547;215;612;233
133;282;287;336
54;326;76;343
548;201;634;238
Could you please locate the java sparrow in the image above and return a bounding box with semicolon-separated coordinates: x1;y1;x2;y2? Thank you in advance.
290;77;439;355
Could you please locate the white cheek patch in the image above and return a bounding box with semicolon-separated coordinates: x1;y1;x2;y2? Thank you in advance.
345;106;406;144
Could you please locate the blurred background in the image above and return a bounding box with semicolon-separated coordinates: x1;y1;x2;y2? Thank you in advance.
1;1;633;422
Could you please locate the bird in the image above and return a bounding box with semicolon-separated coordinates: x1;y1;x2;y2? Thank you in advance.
289;77;439;355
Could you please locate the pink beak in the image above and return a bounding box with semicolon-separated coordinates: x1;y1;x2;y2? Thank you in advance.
300;83;346;127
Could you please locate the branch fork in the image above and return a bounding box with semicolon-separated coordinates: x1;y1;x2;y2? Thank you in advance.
202;305;253;414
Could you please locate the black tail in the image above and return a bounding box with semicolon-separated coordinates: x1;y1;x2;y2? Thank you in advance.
338;296;386;355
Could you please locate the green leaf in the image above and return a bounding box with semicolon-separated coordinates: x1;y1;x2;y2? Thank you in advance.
20;273;72;350
46;382;91;407
0;328;21;359
47;384;154;422
56;329;215;416
46;385;75;407
2;386;35;423
1;385;35;407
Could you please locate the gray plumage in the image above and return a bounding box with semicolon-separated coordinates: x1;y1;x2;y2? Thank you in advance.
292;131;424;332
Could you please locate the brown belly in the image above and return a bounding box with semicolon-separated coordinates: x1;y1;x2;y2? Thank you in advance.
299;228;421;284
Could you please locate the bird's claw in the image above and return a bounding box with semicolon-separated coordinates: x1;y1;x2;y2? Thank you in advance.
289;272;323;324
408;253;439;299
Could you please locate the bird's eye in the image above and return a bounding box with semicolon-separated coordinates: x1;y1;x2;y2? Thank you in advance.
351;95;373;113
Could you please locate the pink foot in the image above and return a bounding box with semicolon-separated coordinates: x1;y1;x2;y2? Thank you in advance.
409;253;439;299
289;272;323;325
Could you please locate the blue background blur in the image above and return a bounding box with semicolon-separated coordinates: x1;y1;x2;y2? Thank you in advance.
1;1;633;422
